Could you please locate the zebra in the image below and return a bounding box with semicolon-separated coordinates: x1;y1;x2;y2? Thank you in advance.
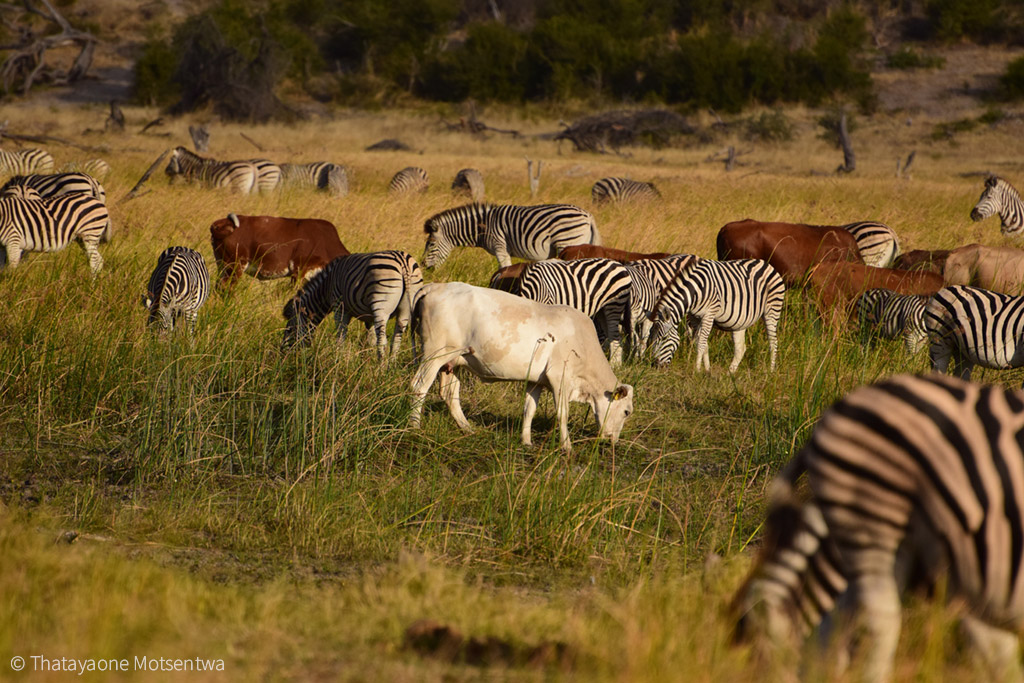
422;203;600;269
591;177;661;204
451;168;485;202
59;158;111;180
1;172;107;204
625;254;701;349
164;146;261;194
732;373;1024;683
856;288;928;354
648;258;785;372
143;247;210;333
971;175;1024;236
622;263;659;357
248;158;282;193
0;190;110;273
842;220;901;267
388;166;429;194
280;162;349;197
0;147;54;176
925;284;1024;381
517;258;631;366
281;250;423;359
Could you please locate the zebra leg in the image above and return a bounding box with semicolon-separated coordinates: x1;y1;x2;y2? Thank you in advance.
960;616;1023;683
372;315;388;360
764;303;781;371
728;329;747;374
845;553;902;683
80;238;104;274
333;307;351;346
0;239;22;269
952;353;974;381
439;369;472;432
185;310;199;335
521;382;545;447
695;316;714;371
929;338;952;374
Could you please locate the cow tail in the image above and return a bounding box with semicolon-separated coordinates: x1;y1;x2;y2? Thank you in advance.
408;280;429;363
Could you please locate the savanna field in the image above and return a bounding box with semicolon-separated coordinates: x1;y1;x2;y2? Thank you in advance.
3;99;1024;681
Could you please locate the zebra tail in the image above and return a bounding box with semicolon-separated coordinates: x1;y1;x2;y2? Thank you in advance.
101;216;113;243
767;449;807;507
589;215;603;246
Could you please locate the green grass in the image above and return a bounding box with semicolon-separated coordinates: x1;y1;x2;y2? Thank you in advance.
2;102;1023;680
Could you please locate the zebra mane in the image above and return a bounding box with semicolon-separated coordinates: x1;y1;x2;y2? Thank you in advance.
649;258;699;319
423;202;493;234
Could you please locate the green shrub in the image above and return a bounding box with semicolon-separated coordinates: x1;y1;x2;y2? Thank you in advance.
926;0;998;41
744;110;794;142
886;46;946;70
1000;56;1024;101
133;39;179;107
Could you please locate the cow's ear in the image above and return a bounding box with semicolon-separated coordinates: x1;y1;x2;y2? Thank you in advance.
612;385;629;401
228;213;240;228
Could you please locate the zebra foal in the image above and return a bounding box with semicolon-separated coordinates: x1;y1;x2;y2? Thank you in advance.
926;285;1024;381
422;203;600;269
143;247;210;333
733;373;1024;683
971;175;1024;236
856;288;928;354
648;258;784;372
517;258;631;366
282;250;423;358
0;190;110;273
0;147;54;175
591;177;661;204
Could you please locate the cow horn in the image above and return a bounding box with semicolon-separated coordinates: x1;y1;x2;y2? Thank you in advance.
228;213;240;228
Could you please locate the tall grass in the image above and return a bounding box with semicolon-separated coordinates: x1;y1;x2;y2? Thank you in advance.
1;102;1020;679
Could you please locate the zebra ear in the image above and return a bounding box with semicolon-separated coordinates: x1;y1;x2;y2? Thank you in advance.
423;221;436;234
228;213;240;228
986;175;998;188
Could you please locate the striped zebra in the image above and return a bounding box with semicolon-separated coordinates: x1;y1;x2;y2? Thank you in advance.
856;288;928;354
280;162;348;197
282;250;423;359
625;254;701;349
451;168;485;201
591;177;661;204
648;258;785;372
423;203;600;269
1;172;107;204
733;373;1024;683
971;175;1024;236
622;263;659;356
143;247;210;333
0;147;54;176
249;158;282;193
164;146;263;194
388;166;429;194
59;158;110;180
518;258;632;366
842;220;901;267
926;284;1024;381
0;190;110;273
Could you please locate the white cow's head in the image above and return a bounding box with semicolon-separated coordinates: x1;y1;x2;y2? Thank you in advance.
593;384;633;443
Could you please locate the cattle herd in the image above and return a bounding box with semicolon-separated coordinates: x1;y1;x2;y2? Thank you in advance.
9;140;1024;681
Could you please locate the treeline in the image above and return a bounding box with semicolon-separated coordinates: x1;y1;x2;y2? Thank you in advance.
134;0;1024;120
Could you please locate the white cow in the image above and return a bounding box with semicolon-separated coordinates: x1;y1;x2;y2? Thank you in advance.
408;282;634;452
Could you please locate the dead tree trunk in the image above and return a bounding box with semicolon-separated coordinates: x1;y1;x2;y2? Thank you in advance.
836;112;856;174
120;149;170;204
106;100;125;132
189;125;210;152
0;0;98;95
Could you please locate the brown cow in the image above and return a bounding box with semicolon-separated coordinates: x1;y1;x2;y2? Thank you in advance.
487;262;531;294
716;218;863;287
808;261;943;326
891;248;952;275
558;244;672;262
942;243;1024;294
209;212;349;288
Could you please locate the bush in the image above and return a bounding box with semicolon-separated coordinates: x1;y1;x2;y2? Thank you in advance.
133;39;179;107
886;46;946;70
1000;55;1024;100
926;0;999;41
744;110;794;143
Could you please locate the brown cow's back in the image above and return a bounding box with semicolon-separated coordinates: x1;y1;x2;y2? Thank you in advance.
716;219;862;287
892;248;952;275
808;261;943;324
558;244;671;262
210;213;349;287
943;243;1024;295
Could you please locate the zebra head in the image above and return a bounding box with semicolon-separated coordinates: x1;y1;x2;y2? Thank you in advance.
281;296;310;349
649;318;681;368
164;148;183;183
971;175;1024;235
421;204;490;269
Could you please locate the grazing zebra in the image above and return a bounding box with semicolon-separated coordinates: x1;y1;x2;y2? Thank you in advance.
971;175;1024;236
733;373;1024;683
248;158;282;193
517;258;631;366
388;166;429;194
451;168;485;201
0;191;110;273
282;250;423;359
422;203;600;269
1;172;107;204
164;146;261;194
622;263;659;356
59;158;110;180
591;177;661;204
143;247;210;333
842;220;901;268
280;162;349;197
626;254;702;350
926;284;1024;380
0;147;54;176
856;288;928;354
649;258;785;372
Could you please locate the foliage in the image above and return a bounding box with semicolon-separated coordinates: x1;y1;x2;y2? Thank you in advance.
926;0;1000;41
743;110;795;143
1000;55;1024;100
886;46;947;70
